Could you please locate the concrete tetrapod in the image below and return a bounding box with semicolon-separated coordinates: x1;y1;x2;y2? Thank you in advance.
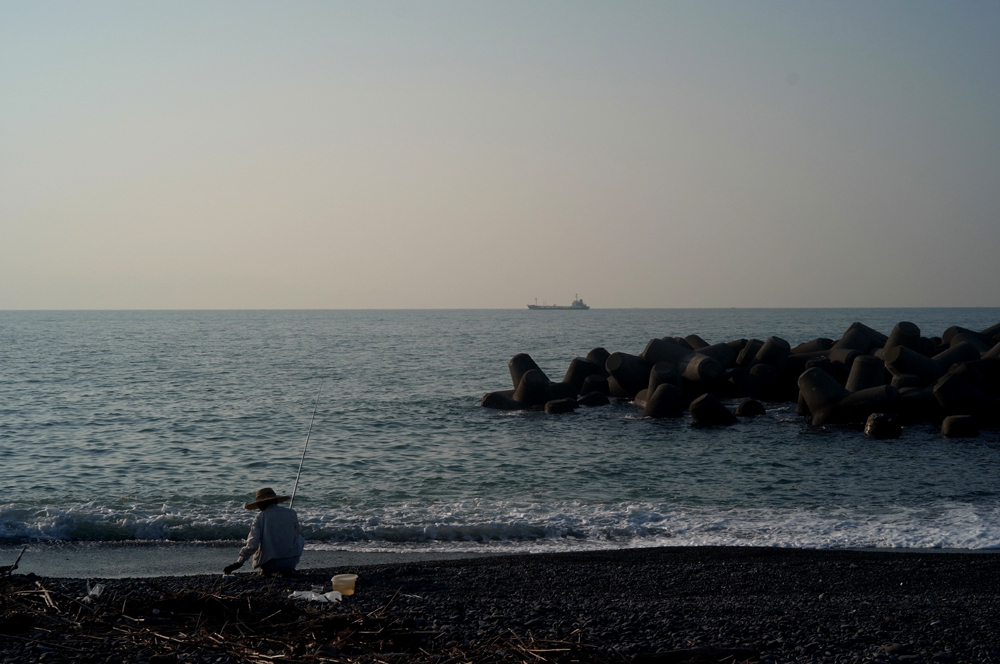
833;322;889;352
736;339;764;367
726;338;748;353
845;355;887;392
942;326;990;346
684;334;710;350
752;337;791;373
544;398;578;415
513;369;550;407
932;341;981;372
480;390;522;410
826;348;862;373
696;343;739;370
884;322;921;353
797;367;850;426
942;415;979;438
546;382;578;402
662;336;694;350
586;347;611;372
485;319;1000;431
731;364;777;400
950;333;992;354
509;354;546;390
790;338;834;354
563;357;604;395
891;374;922;389
932;373;998;419
648;362;680;394
607;376;633;399
605;352;651;398
950;359;1000;397
884;345;945;384
580;374;610;396
980;321;1000;339
833;385;900;424
640;338;723;383
641;383;685;418
985;342;1000;361
689;393;738;426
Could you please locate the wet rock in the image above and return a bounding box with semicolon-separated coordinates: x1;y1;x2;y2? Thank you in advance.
864;413;901;439
941;415;979;438
480;391;522;410
544;398;578;415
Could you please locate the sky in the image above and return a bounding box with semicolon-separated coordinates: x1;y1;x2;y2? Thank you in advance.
2;2;999;309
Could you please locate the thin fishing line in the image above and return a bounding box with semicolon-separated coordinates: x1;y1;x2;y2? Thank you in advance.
289;383;323;508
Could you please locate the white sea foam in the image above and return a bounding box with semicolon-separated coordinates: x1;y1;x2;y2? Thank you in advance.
3;499;999;551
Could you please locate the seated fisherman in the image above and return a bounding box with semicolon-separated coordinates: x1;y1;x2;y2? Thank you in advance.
224;487;305;576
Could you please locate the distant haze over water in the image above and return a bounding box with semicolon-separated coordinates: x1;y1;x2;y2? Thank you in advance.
2;308;999;552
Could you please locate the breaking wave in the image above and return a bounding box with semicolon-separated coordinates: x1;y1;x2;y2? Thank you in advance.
2;499;999;551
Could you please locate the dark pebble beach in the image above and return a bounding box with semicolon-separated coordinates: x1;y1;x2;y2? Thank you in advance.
2;546;999;663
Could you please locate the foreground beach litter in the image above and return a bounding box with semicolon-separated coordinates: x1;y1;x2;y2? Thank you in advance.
2;547;998;663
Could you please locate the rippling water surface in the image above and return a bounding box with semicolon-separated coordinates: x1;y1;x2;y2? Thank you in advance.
2;308;999;551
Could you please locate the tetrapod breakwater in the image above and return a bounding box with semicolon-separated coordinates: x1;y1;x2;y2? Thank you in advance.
481;320;1000;438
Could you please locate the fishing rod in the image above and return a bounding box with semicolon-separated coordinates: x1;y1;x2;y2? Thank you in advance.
289;384;323;509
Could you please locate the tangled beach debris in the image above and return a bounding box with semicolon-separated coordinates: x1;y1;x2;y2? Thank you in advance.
4;548;1000;663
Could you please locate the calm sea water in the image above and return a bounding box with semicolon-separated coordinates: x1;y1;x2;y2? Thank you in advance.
1;308;999;552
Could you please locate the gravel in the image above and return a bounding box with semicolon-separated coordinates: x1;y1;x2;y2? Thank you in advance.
2;546;999;663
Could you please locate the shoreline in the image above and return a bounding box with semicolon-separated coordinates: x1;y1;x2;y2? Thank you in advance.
2;546;999;662
2;540;999;579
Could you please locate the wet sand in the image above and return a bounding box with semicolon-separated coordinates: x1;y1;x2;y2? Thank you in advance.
0;542;496;579
2;546;999;663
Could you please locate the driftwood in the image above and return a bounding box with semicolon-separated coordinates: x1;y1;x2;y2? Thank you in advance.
1;574;630;663
0;548;26;578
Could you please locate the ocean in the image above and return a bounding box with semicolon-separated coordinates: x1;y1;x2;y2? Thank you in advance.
2;308;999;555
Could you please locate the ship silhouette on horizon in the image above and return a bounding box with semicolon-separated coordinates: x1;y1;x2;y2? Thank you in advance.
527;294;590;310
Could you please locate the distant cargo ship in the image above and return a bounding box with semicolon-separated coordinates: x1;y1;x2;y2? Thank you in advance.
527;295;590;310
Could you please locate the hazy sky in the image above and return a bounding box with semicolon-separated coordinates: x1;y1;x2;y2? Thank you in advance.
3;2;999;309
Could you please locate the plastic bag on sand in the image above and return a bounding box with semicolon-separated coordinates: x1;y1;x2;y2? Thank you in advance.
80;582;105;605
289;590;342;603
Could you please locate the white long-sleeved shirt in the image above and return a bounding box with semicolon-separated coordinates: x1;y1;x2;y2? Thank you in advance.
237;505;305;568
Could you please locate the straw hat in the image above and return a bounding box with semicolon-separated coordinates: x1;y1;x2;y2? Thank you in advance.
244;487;290;510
